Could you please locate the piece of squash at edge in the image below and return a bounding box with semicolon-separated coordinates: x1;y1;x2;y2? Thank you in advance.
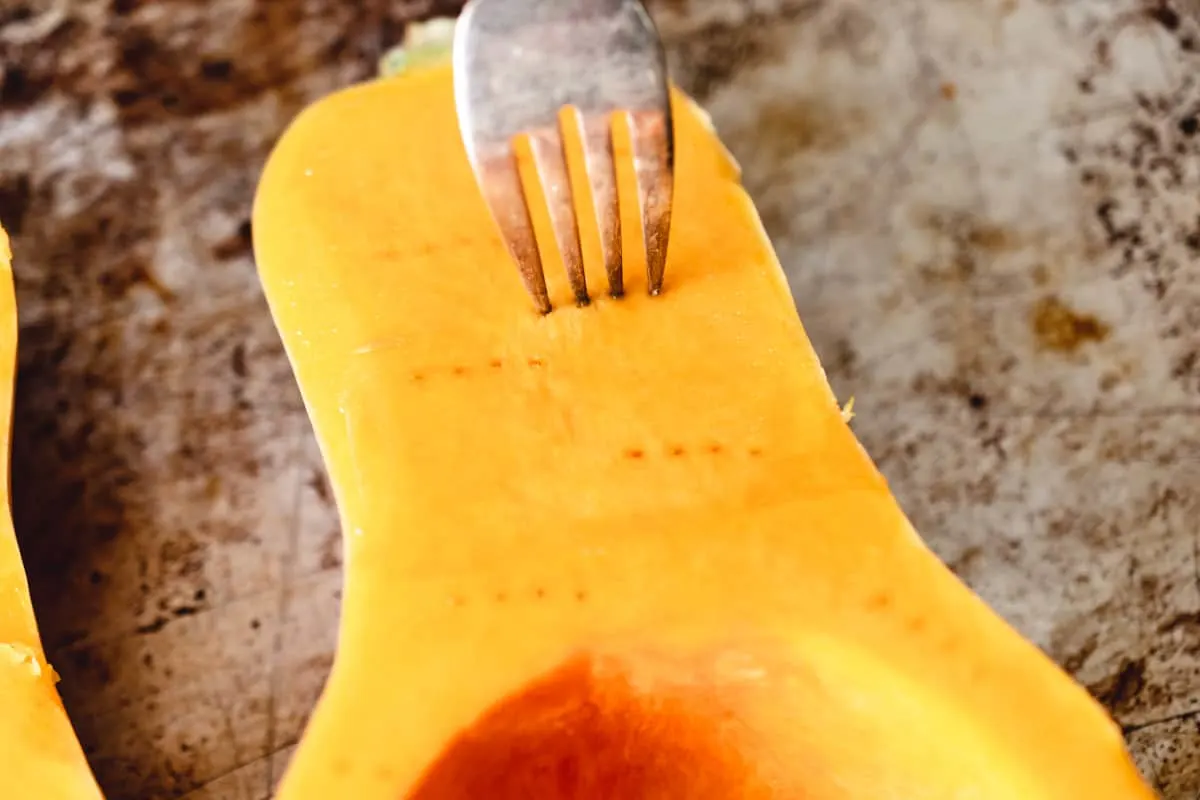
0;226;105;800
251;54;1156;800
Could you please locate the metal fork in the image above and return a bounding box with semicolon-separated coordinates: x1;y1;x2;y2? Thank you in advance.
452;0;674;314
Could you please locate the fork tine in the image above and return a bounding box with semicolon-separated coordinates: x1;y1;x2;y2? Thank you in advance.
477;147;552;314
527;125;589;306
626;108;674;296
572;108;624;298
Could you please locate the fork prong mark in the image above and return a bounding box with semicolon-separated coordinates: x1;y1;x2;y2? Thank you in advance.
573;109;624;298
528;126;589;306
626;108;674;296
477;146;551;314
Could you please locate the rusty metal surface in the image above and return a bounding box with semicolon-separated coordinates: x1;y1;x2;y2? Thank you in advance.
0;0;1196;798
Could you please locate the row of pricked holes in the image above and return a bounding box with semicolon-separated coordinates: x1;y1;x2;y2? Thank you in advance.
624;444;764;459
407;361;766;460
450;588;935;642
449;587;589;608
411;357;545;382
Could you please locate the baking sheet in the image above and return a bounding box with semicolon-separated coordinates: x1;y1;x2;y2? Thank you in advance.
0;0;1196;797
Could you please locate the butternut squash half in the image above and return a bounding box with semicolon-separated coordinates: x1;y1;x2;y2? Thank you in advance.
252;37;1156;800
0;226;104;799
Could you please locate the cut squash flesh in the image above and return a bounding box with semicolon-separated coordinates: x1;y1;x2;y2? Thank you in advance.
0;227;104;800
252;61;1155;799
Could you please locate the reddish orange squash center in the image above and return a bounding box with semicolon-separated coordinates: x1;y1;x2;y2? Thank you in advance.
407;656;771;799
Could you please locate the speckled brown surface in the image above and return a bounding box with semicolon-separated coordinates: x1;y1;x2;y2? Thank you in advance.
0;0;1197;798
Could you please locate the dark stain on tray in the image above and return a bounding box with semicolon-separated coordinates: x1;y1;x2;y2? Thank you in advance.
1068;4;1200;399
656;0;826;99
1089;657;1149;715
12;317;139;637
1145;1;1181;32
0;174;32;235
1030;295;1111;354
109;9;314;126
912;210;1019;287
1157;610;1200;636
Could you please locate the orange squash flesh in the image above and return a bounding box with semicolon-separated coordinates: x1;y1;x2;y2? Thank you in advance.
252;60;1156;799
0;227;105;799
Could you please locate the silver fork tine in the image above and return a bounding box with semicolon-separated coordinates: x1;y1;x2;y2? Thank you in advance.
453;0;674;313
577;109;623;298
476;146;552;313
527;125;590;305
628;108;674;296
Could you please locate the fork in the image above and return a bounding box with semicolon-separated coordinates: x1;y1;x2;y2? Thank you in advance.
452;0;675;314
